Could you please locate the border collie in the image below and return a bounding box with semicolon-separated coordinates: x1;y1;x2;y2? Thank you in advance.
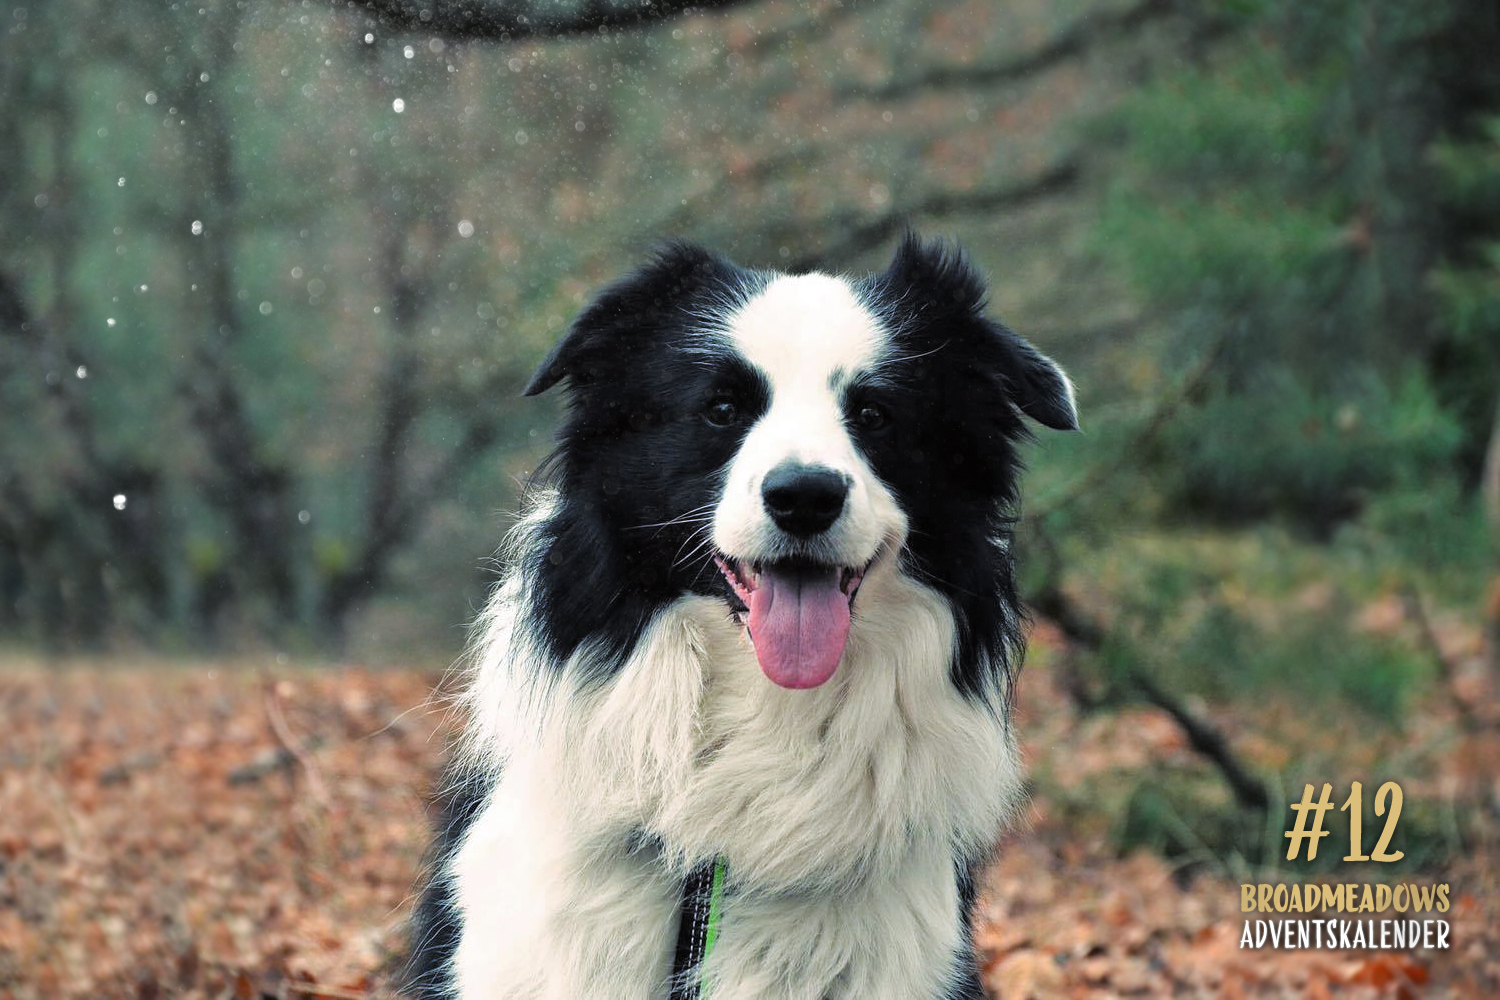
407;234;1077;1000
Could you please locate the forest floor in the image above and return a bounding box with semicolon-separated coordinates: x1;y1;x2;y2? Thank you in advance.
1;632;1496;999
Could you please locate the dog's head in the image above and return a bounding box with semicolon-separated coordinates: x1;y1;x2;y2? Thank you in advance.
524;235;1076;691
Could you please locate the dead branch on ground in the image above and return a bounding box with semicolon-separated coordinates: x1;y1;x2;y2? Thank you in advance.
1028;522;1271;816
264;679;332;806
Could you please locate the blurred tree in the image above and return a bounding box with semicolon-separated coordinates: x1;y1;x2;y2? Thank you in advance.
19;0;1492;654
1095;0;1500;528
1;0;768;647
1431;109;1500;676
1432;115;1500;512
0;2;174;642
4;0;1191;649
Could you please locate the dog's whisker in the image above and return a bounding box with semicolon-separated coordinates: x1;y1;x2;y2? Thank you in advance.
621;501;719;531
623;511;716;532
672;530;714;564
671;527;719;569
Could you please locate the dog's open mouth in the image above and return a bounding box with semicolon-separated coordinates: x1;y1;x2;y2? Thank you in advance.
713;554;869;690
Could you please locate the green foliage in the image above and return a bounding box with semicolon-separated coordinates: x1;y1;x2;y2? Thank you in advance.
1114;772;1265;870
1429;116;1500;473
1157;372;1464;525
1097;0;1500;524
1357;478;1499;604
1065;522;1455;733
1113;576;1426;725
1178;606;1425;723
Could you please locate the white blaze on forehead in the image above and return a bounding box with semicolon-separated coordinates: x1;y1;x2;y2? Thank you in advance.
712;272;904;572
725;273;885;388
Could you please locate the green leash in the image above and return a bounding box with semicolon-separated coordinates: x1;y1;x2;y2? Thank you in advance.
670;855;729;1000
701;856;727;970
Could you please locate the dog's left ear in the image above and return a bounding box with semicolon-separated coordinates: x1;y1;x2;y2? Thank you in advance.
877;232;1078;431
999;331;1078;431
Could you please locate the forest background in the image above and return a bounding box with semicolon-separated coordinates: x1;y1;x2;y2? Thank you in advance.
3;0;1500;996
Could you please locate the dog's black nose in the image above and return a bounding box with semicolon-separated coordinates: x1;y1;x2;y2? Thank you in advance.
762;463;849;537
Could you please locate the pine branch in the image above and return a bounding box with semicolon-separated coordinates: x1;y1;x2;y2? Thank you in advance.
784;158;1079;271
846;0;1174;100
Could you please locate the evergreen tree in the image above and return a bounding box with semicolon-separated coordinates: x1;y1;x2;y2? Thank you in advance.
1098;0;1500;526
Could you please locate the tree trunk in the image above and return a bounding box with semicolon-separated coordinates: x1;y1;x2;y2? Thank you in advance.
1484;397;1500;536
1484;397;1500;679
178;3;300;631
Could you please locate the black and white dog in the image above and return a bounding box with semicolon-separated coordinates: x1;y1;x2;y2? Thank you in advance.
407;234;1077;1000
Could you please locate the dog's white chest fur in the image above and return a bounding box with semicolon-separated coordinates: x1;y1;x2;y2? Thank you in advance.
415;237;1078;999
445;566;1023;1000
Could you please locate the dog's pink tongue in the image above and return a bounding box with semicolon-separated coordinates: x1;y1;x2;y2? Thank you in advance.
746;564;850;688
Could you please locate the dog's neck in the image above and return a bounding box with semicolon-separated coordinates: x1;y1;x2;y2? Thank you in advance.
464;559;1024;894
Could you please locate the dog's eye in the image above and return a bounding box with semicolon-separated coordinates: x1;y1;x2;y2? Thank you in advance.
854;404;889;432
704;397;740;427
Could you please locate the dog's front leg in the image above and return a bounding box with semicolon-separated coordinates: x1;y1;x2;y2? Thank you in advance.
699;848;968;1000
448;766;679;999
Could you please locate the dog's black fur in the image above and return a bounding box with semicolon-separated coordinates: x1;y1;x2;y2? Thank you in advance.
406;235;1076;999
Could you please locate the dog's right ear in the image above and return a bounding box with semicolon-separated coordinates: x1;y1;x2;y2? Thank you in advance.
523;331;585;396
523;242;731;396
